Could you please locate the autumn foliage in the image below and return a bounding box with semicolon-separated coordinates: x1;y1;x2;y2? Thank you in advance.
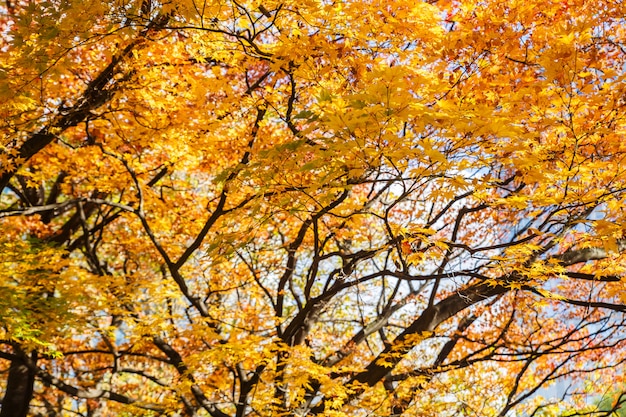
2;0;626;416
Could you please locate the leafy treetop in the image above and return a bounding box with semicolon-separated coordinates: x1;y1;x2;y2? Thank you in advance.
1;0;626;416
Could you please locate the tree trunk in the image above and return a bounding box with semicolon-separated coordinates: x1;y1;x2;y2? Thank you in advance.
0;353;36;417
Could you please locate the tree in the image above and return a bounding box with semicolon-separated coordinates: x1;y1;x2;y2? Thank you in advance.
594;392;626;417
1;0;626;415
